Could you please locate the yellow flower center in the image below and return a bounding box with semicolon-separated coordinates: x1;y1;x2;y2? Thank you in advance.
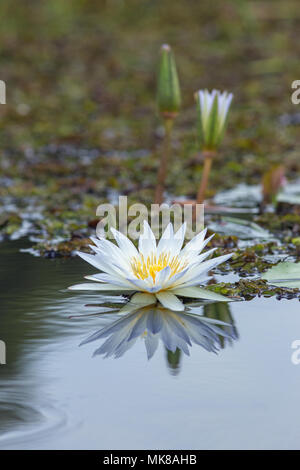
131;252;187;282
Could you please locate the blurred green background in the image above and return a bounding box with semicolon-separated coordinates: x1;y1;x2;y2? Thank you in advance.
0;0;299;249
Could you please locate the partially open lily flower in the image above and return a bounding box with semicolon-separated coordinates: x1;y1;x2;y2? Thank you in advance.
195;89;233;203
196;89;233;150
68;221;233;311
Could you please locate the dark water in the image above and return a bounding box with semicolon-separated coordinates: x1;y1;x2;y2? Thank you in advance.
1;240;300;450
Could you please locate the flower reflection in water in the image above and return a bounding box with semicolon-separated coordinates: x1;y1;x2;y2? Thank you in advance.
203;302;239;350
79;301;238;371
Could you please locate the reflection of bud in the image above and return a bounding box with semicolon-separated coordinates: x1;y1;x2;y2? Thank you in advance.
157;44;181;119
195;89;233;151
203;302;238;349
166;348;181;375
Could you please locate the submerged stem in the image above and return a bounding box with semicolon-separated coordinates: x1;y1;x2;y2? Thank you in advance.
154;117;174;204
196;150;217;204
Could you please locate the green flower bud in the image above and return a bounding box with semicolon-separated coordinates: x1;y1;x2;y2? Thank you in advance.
195;89;233;151
157;44;181;119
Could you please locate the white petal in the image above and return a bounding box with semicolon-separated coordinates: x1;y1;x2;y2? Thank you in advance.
170;286;230;302
163;266;191;289
153;266;171;290
84;273;135;288
68;283;134;291
87;244;132;279
129;292;157;307
160;321;185;352
191;247;217;265
165;248;217;289
90;236;122;258
157;223;173;255
146;310;164;334
179;253;233;287
207;89;217;113
80;316;134;346
77;251;123;277
144;334;159;359
127;276;154;292
110;227;139;258
156;292;185;311
138;220;156;257
90;237;131;269
127;314;148;341
89;244;131;273
180;228;209;257
162;224;185;257
163;314;192;345
217;92;233;132
171;222;186;255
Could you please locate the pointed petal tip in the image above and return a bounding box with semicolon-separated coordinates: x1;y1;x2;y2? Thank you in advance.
156;291;185;311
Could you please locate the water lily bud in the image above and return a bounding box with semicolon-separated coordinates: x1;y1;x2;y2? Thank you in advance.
157;44;181;119
195;89;233;151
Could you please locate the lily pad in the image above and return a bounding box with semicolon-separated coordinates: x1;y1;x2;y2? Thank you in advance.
261;262;300;289
213;184;262;208
276;180;300;205
209;217;271;241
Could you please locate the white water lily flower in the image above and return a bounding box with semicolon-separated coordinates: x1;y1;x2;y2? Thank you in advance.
68;221;233;311
196;89;233;150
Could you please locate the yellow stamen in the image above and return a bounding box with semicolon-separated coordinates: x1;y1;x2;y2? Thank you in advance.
131;252;187;282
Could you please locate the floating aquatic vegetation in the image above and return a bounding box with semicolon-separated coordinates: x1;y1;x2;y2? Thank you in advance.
262;262;300;289
208;217;271;242
276;179;300;206
208;278;300;301
68;221;233;311
213;184;262;208
256;212;300;235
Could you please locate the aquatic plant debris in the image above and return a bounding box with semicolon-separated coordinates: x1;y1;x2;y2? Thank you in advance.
208;217;271;241
68;221;233;311
262;262;300;289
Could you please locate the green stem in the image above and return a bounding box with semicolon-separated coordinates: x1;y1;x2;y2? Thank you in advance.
154;118;174;205
196;150;217;204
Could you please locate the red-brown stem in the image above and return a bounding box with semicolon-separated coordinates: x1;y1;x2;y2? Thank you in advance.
196;150;217;204
154;118;174;204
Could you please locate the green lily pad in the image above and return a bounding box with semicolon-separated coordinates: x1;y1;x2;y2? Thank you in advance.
261;262;300;289
209;217;271;240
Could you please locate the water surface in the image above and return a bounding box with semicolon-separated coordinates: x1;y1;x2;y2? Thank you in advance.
1;240;300;450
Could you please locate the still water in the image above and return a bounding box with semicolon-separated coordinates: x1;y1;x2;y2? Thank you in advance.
1;240;300;450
